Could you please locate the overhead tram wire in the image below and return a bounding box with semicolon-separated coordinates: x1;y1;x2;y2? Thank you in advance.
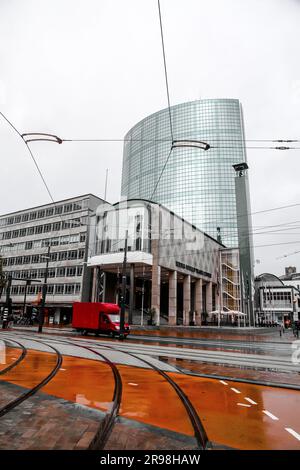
0;111;56;205
157;0;174;143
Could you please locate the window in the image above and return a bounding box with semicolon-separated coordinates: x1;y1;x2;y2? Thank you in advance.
80;233;86;243
43;224;52;233
64;204;73;213
37;210;45;219
55;206;63;215
73;202;82;211
68;250;77;260
42;239;50;248
4;232;12;239
65;284;75;294
70;234;80;244
75;284;81;294
57;267;65;277
50;252;58;262
32;255;40;264
78;249;84;259
23;256;31;264
60;235;69;245
25;241;33;250
53;222;61;231
29;212;37;220
66;267;76;277
48;268;56;278
15;215;21;223
16;256;23;265
50;237;59;246
58;251;68;261
46;208;54;217
7;217;14;225
27;227;34;236
77;266;83;276
19;228;26;237
55;284;64;295
22;214;29;222
35;225;43;234
47;285;54;294
12;230;19;238
8;258;15;265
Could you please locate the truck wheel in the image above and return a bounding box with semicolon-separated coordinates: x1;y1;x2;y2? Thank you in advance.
110;331;115;338
82;330;88;336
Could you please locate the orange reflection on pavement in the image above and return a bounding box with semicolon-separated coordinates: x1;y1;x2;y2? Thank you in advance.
0;349;57;388
168;372;300;450
117;365;194;437
42;355;114;412
0;347;22;372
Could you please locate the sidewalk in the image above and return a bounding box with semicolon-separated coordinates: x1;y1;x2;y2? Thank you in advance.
9;324;296;344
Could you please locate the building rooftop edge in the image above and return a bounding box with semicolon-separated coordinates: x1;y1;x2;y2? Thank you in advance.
0;193;107;219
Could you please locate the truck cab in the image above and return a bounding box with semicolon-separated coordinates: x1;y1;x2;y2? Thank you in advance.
72;302;130;338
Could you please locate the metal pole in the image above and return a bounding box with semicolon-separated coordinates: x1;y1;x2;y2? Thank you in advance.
141;275;145;326
119;230;128;339
104;169;109;201
38;245;50;333
22;280;30;317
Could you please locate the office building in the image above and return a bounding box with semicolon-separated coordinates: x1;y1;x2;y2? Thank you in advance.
0;194;105;324
121;99;249;248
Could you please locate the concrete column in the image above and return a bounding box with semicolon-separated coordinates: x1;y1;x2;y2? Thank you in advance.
151;264;161;326
168;271;177;326
206;281;213;314
195;278;202;326
129;264;135;324
183;275;191;326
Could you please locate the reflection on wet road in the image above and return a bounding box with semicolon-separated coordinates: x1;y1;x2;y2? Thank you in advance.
1;333;300;450
0;347;22;372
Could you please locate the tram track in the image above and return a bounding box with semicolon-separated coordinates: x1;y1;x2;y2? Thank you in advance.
2;332;209;449
0;337;62;419
0;332;122;450
0;339;27;376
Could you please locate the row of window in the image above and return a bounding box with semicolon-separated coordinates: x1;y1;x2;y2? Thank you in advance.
0;233;86;253
0;201;87;227
263;292;292;301
0;218;85;240
5;265;83;280
10;283;81;296
2;249;85;266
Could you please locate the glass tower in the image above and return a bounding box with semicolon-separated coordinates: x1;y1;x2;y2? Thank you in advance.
121;99;248;247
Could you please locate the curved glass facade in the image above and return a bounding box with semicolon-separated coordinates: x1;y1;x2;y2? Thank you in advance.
121;99;248;247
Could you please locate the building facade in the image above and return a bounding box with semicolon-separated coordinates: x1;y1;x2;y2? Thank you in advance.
121;99;249;248
0;194;105;324
255;273;300;324
88;199;241;326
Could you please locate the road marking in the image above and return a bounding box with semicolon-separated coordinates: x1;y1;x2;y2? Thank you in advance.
245;397;257;405
231;387;241;394
128;382;138;386
220;380;228;385
237;403;251;407
263;410;279;421
285;428;300;441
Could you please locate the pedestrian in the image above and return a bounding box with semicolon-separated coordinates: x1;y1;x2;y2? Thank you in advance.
279;322;284;337
296;321;300;339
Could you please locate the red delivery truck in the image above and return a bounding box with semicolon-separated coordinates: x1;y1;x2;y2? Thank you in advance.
72;302;130;337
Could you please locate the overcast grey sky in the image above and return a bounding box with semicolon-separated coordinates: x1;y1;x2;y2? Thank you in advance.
0;0;300;276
